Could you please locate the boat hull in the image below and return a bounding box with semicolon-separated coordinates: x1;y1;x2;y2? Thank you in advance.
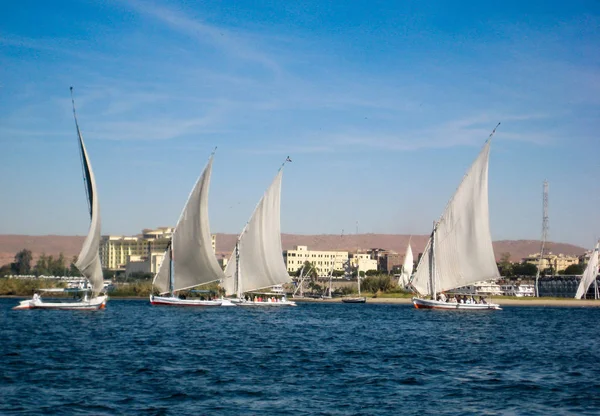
236;299;297;307
412;297;501;310
149;295;222;307
13;295;107;311
341;297;367;303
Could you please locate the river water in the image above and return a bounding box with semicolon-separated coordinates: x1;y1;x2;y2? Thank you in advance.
1;298;600;415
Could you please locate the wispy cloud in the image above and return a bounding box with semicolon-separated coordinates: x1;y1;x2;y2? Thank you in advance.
121;0;282;75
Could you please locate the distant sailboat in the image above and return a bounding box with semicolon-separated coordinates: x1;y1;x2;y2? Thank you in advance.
399;241;414;288
14;87;107;310
149;150;225;307
574;242;599;300
410;124;502;310
223;158;296;307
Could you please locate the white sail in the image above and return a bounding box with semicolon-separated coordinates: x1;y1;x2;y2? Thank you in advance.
152;156;224;294
575;243;599;299
72;102;104;297
399;243;413;287
411;139;500;296
153;246;172;294
223;169;291;295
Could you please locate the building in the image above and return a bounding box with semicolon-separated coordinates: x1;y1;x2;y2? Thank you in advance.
100;227;216;271
283;245;349;277
523;252;580;274
349;253;378;274
367;248;402;273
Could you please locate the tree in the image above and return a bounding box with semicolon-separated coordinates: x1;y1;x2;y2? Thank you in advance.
295;261;317;279
50;253;66;276
512;262;538;276
365;269;379;276
562;264;585;275
13;249;33;275
0;264;12;277
498;252;513;277
332;270;345;277
35;253;49;276
69;256;81;277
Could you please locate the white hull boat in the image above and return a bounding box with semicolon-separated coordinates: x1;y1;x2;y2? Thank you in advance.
412;297;501;310
236;299;297;307
149;295;222;307
15;88;108;311
222;158;295;305
151;150;227;307
409;124;502;312
14;295;107;311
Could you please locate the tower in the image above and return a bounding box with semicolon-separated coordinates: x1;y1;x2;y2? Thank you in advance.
535;180;549;297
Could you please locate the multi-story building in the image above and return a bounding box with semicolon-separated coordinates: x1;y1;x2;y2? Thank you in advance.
523;252;580;274
283;245;349;277
349;253;378;274
100;227;216;271
367;248;402;273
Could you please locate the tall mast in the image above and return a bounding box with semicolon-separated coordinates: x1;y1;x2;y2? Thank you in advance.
535;180;549;297
234;241;241;298
168;243;174;296
429;222;437;299
356;221;361;296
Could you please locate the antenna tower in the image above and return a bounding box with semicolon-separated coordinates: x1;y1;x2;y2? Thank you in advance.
535;180;549;297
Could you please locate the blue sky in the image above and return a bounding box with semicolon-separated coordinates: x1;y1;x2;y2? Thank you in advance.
1;0;598;248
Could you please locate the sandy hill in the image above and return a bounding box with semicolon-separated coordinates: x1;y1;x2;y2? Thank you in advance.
0;234;587;267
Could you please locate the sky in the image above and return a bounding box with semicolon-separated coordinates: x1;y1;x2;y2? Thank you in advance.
0;0;599;248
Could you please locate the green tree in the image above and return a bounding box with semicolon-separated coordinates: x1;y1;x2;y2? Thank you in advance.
35;253;49;276
562;263;585;275
13;249;33;275
512;262;538;276
332;270;345;277
69;256;81;277
498;252;513;277
295;261;317;279
0;264;12;277
365;269;379;276
50;253;66;276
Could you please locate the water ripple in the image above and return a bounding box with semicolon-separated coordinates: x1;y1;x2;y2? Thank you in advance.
1;299;600;415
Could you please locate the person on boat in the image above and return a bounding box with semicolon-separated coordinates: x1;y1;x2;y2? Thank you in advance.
439;292;447;302
32;292;40;302
479;296;487;304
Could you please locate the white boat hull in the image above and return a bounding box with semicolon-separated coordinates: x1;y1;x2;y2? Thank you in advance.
13;295;107;311
412;297;501;310
236;299;297;307
149;295;222;307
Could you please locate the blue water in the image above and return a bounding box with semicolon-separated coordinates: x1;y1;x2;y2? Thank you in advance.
1;299;600;415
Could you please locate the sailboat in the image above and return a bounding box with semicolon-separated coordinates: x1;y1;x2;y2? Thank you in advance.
409;124;502;310
149;150;225;307
399;240;414;288
222;158;296;307
342;222;366;303
574;242;599;300
14;87;107;311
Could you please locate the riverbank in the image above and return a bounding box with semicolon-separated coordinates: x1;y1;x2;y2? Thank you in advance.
293;296;600;307
3;295;599;307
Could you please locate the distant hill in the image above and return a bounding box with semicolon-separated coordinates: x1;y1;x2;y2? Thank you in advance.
0;233;587;267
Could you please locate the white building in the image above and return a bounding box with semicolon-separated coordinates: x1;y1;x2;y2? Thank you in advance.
101;227;216;272
283;245;349;277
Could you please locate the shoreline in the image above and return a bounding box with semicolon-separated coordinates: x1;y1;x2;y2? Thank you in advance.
2;295;599;307
293;297;600;307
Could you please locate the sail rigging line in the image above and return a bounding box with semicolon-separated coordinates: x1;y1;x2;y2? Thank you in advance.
436;122;500;230
70;86;93;219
